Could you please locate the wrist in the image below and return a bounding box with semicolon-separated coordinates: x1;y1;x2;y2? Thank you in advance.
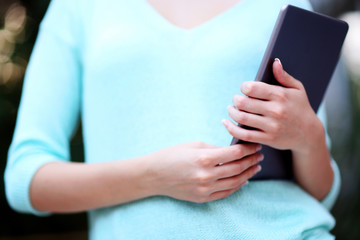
290;119;333;200
130;154;160;198
102;155;159;205
292;116;326;157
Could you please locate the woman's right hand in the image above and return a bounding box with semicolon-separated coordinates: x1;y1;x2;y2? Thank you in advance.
28;141;262;213
146;142;263;203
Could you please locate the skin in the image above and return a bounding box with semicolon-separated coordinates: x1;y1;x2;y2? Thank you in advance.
31;143;262;212
146;0;242;29
30;1;333;213
222;59;333;201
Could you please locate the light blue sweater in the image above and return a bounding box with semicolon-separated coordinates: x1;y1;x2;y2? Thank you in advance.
5;0;340;239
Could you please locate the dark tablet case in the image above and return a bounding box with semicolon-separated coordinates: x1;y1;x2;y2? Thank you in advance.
231;4;348;180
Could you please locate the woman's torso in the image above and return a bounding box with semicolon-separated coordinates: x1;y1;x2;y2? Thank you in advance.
42;0;335;239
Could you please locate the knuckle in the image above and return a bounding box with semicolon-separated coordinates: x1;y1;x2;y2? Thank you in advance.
198;186;211;196
266;133;277;142
241;132;252;142
270;105;286;118
194;171;213;184
234;95;247;110
229;162;243;174
193;188;211;202
271;122;281;133
233;146;245;158
235;112;247;124
276;89;287;101
233;162;246;174
278;106;286;117
196;154;213;167
229;178;241;189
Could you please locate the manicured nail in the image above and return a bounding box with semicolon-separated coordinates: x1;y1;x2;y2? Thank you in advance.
275;58;282;66
255;165;262;173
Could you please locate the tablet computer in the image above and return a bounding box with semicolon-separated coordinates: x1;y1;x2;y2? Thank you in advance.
231;4;348;180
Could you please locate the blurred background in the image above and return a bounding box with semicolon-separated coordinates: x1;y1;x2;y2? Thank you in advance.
0;0;359;239
0;1;87;239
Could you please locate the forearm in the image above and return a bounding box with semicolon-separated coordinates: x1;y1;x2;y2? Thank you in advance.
30;156;154;213
292;122;334;201
29;142;262;213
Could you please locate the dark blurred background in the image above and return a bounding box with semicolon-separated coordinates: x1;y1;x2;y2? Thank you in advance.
0;0;87;239
0;0;359;239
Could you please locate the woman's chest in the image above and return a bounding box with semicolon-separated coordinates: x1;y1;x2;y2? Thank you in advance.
145;0;243;29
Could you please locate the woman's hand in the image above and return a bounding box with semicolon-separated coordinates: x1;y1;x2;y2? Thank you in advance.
222;58;334;201
146;141;263;203
30;142;262;213
222;59;323;155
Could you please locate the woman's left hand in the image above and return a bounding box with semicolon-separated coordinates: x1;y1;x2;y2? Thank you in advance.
222;59;323;155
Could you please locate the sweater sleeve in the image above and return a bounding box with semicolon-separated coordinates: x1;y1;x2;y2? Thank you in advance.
4;0;84;215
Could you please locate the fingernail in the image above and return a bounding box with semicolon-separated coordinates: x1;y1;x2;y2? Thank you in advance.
275;58;282;66
255;165;262;173
241;181;249;187
221;119;229;127
241;83;250;95
257;154;264;162
227;105;234;111
256;145;262;151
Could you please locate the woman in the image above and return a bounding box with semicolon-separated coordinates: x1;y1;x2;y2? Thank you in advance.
5;0;340;239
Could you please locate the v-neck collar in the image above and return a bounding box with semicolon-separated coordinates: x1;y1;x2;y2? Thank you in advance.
142;0;251;34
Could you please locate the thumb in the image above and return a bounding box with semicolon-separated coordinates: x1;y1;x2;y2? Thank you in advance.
273;58;302;89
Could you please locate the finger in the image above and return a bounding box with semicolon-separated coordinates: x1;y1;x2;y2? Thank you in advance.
207;189;236;202
207;182;247;202
222;119;269;144
208;142;261;165
214;152;264;179
227;105;271;131
241;81;291;102
187;141;220;149
272;58;302;89
241;81;283;101
227;106;281;133
214;164;262;192
232;94;269;115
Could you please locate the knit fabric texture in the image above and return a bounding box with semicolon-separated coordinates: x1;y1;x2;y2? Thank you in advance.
5;0;340;239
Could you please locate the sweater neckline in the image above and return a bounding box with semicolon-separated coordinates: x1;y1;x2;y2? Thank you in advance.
142;0;252;33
